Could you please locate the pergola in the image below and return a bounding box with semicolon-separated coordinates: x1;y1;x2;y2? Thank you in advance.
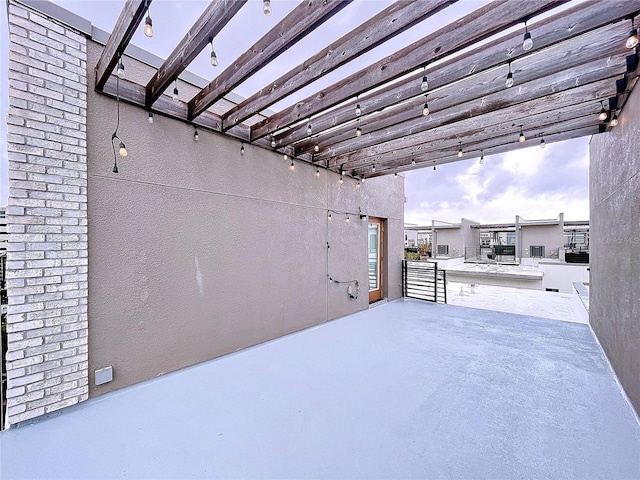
94;0;640;179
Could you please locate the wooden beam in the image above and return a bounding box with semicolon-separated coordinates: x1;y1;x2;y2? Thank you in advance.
188;0;354;122
296;24;628;155
145;0;247;108
280;0;640;148
323;55;625;168
222;0;457;134
95;0;151;91
250;0;568;140
364;125;599;178
333;76;619;171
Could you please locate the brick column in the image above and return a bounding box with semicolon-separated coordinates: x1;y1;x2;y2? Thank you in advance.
5;0;88;426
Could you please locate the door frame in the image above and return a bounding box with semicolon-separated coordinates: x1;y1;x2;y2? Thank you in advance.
368;217;384;303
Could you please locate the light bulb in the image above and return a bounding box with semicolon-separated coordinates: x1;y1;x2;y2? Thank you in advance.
194;130;199;141
119;141;127;157
172;86;179;104
395;171;398;177
356;126;362;137
116;59;125;79
433;164;436;171
289;161;295;171
361;176;365;183
346;216;350;223
148;111;153;124
372;164;376;172
626;28;639;49
411;158;415;165
522;31;533;51
540;137;546;148
355;103;362;116
339;175;344;184
263;0;271;15
144;14;153;38
328;212;332;221
240;144;245;155
505;72;513;88
271;138;276;148
598;107;608;122
211;50;218;67
458;142;463;157
611;113;619;126
480;153;484;165
283;154;288;161
356;180;360;188
315;168;320;177
420;75;428;92
306;124;312;136
314;143;319;152
423;102;429;116
519;131;525;142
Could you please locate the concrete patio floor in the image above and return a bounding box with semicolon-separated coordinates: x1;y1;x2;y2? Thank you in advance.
1;300;639;479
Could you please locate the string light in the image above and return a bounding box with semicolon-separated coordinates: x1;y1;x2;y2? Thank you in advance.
283;153;288;161
307;123;312;136
144;2;153;37
394;169;398;177
210;38;218;67
315;168;320;177
194;128;199;142
356;180;360;188
540;133;546;148
505;61;514;88
148;111;153;124
411;157;415;166
355;100;362;116
172;80;179;104
240;143;245;155
345;215;350;223
111;75;126;173
626;18;639;49
328;212;332;221
433;162;436;172
522;21;533;51
372;164;376;172
598;102;608;121
458;141;463;157
356;119;362;137
289;160;295;171
420;75;429;92
361;175;366;183
271;137;277;148
314;142;320;153
611;112;619;126
116;53;125;79
479;149;484;164
519;126;525;142
422;95;429;116
263;0;272;15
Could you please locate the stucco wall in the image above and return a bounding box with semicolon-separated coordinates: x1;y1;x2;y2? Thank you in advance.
520;224;563;259
589;83;640;415
85;41;404;396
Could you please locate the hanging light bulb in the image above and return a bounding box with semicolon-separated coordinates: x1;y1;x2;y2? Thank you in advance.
315;168;320;177
119;141;127;157
411;157;416;166
505;62;514;88
314;142;319;153
240;143;245;155
116;54;125;79
355;103;362;116
339;175;344;184
433;162;436;172
394;170;398;177
328;212;332;221
519;126;525;143
306;123;312;136
356;119;362;137
194;129;199;142
263;0;272;15
283;153;288;161
210;38;218;67
356;180;360;188
420;75;429;92
480;150;484;165
626;18;639;49
172;81;179;104
458;141;463;157
611;112;619;126
289;160;295;171
372;164;376;172
422;95;429;116
522;22;533;51
271;137;276;148
540;134;546;148
148;111;153;124
144;6;153;37
361;175;366;183
345;215;350;223
598;103;608;122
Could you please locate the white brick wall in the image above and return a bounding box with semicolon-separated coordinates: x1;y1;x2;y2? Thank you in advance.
5;0;88;427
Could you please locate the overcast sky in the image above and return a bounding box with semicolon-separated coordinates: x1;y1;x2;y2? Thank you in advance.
1;0;590;223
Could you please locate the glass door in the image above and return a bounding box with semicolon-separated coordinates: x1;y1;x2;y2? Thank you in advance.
368;218;383;303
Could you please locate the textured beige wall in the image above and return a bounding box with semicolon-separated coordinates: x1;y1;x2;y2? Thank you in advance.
86;42;404;396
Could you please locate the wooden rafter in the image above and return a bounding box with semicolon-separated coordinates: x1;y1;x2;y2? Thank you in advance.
287;0;640;152
249;0;568;141
145;0;247;108
95;0;151;91
221;0;457;134
187;0;355;122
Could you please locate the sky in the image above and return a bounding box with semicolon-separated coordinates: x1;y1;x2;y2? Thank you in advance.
0;0;590;223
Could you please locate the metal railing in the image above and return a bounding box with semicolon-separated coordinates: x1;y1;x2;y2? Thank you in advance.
465;246;516;263
402;260;447;303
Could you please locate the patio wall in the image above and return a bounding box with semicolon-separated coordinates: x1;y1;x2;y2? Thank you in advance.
589;81;640;415
4;0;404;425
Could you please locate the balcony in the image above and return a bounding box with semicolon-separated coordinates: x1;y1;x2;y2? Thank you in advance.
1;299;638;478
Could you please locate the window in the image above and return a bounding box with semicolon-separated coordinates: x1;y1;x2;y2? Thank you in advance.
530;245;545;258
437;244;449;255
